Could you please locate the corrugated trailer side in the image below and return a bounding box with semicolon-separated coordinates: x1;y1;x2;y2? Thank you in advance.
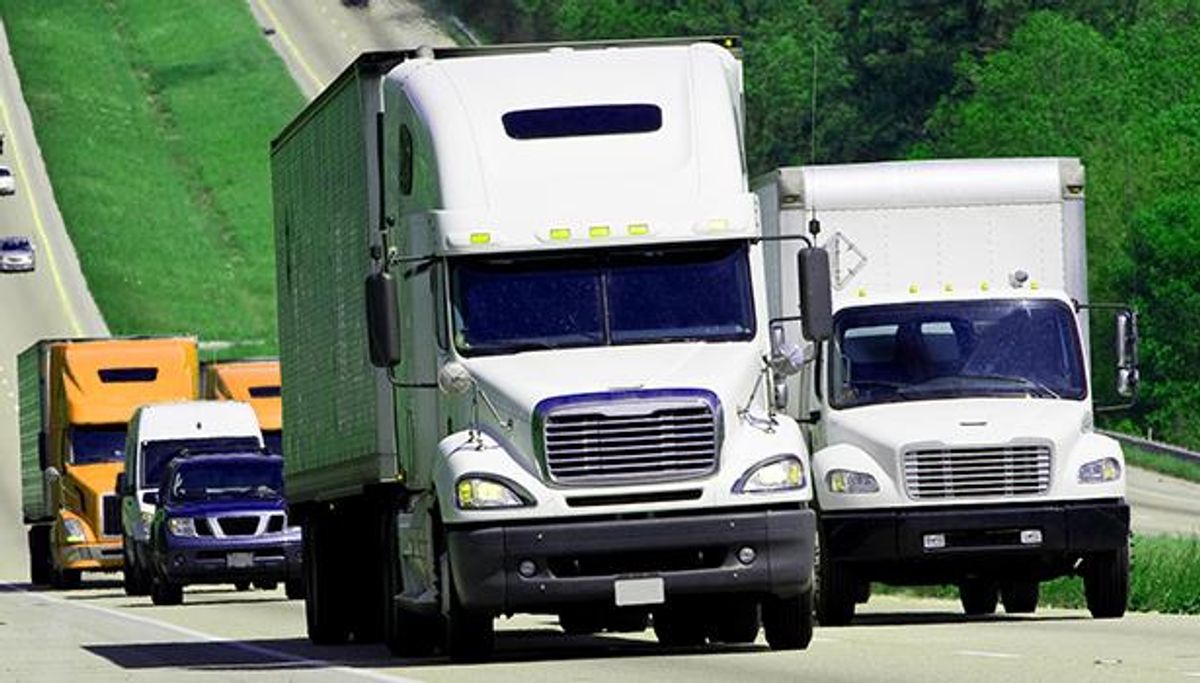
271;58;399;505
18;342;49;522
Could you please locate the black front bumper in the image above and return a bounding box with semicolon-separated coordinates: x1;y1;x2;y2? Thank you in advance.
157;534;303;585
446;508;815;613
820;499;1129;583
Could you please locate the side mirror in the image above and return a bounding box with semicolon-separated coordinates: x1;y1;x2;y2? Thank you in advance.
44;467;60;484
769;324;813;378
1115;310;1139;398
798;247;833;341
365;271;402;368
115;473;127;496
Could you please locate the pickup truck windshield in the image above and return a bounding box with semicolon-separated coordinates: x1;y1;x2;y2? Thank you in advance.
450;241;755;356
830;299;1086;409
141;437;264;488
169;459;283;502
69;426;126;465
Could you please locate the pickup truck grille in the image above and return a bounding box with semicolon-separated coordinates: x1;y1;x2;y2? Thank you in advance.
904;443;1052;499
539;390;721;485
101;495;122;537
216;516;261;536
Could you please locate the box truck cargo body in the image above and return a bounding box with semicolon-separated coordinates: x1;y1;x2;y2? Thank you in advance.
755;158;1137;624
19;337;199;587
272;39;831;660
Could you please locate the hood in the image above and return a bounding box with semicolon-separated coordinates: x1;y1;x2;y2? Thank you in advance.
165;496;286;518
63;462;123;538
825;397;1090;474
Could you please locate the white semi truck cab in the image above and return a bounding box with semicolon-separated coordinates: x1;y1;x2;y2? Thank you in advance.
272;38;832;661
755;158;1138;624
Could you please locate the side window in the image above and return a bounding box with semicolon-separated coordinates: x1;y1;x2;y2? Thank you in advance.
432;261;448;350
399;124;414;196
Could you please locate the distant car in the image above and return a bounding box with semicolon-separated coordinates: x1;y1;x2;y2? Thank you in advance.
0;235;34;272
0;166;14;196
147;454;303;605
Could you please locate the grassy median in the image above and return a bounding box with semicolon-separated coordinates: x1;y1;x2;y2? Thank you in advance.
0;1;303;355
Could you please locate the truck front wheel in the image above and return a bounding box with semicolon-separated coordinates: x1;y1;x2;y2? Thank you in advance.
303;515;352;644
441;550;494;662
816;557;856;626
27;526;51;586
959;579;998;616
1000;581;1039;614
762;587;814;650
1084;540;1129;619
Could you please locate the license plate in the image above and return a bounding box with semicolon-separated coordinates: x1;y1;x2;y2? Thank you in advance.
614;577;664;606
227;552;254;568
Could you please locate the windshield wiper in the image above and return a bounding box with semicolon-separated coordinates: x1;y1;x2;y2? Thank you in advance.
957;373;1061;399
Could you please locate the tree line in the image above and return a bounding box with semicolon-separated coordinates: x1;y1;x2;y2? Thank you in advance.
442;0;1200;448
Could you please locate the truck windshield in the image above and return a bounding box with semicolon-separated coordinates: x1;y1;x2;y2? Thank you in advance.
140;437;264;488
450;241;755;356
829;299;1086;409
69;426;126;465
168;459;283;502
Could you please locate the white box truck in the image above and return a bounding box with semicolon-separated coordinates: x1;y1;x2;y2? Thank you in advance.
271;39;832;661
755;158;1138;624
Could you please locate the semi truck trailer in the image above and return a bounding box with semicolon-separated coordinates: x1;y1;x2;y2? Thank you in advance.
19;337;199;587
271;38;831;661
755;158;1137;624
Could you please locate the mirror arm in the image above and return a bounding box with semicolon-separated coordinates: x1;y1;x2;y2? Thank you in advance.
751;234;813;248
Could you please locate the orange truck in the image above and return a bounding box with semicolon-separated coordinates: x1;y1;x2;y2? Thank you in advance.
201;359;282;454
19;337;198;587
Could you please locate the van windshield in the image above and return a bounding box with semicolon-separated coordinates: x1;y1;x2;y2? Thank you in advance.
829;299;1086;409
140;437;263;488
69;426;126;465
450;241;755;356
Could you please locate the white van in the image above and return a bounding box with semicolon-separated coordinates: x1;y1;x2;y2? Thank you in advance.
117;400;264;596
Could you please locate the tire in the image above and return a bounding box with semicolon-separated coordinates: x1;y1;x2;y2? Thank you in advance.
559;609;606;635
1000;581;1039;614
441;550;494;662
150;576;183;606
1084;541;1129;619
303;515;352;644
51;567;82;590
816;555;856;626
607;608;650;633
710;599;760;644
254;580;278;591
652;603;708;647
285;578;306;600
27;526;52;586
122;541;151;596
762;587;815;651
382;503;439;658
959;579;998;616
234;581;251;592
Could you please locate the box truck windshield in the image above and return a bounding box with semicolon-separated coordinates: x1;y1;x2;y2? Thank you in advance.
830;299;1086;408
451;241;755;355
69;426;127;464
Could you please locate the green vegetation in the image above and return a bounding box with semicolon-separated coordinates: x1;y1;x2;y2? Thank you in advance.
1125;445;1200;485
442;0;1200;450
0;0;303;356
878;535;1200;615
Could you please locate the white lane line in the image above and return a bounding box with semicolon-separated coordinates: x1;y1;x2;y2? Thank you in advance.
1;583;421;683
957;650;1022;659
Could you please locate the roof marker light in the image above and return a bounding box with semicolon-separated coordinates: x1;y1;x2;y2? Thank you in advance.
980;282;990;291
627;223;649;236
469;232;491;245
589;225;610;239
909;284;919;294
549;227;571;241
943;283;954;292
1030;281;1040;290
706;218;729;232
856;288;867;298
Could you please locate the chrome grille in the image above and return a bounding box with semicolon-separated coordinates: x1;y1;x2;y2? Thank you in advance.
101;495;122;537
542;394;720;485
904;443;1051;499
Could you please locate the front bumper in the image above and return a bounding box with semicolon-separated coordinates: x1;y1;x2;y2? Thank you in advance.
446;507;814;613
157;533;302;584
60;540;123;571
0;260;33;272
820;499;1129;583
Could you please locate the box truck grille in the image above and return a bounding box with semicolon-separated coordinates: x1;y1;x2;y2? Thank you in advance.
216;517;261;536
101;495;122;537
904;444;1051;499
540;391;720;485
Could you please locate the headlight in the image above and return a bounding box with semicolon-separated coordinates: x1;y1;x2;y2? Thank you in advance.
455;476;532;510
1079;457;1122;483
62;518;88;544
167;517;199;537
734;456;806;494
827;469;880;494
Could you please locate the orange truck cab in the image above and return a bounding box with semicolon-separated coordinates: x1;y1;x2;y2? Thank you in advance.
201;359;282;454
19;337;198;587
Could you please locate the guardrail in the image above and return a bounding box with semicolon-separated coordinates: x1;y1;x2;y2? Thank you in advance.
1101;430;1200;466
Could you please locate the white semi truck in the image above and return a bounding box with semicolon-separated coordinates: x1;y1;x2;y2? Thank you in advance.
755;158;1138;624
271;39;832;661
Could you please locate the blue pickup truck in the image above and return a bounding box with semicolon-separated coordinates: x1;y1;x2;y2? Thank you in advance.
148;454;303;605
